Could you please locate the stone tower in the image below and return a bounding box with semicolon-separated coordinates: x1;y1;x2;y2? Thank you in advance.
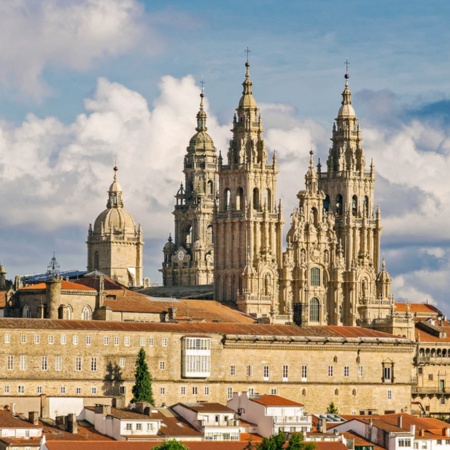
161;88;218;286
214;62;284;319
316;74;391;326
87;166;143;287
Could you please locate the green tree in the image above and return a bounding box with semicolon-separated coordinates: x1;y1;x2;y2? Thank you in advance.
287;432;316;450
257;430;286;450
153;440;189;450
131;348;154;404
326;401;339;414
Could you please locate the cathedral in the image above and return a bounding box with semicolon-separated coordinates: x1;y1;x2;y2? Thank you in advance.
162;62;395;328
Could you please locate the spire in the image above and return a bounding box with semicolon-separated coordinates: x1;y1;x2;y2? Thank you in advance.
107;165;124;209
305;149;318;192
238;58;257;110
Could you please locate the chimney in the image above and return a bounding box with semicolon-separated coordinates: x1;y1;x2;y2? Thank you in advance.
94;404;111;415
10;403;15;415
55;415;67;431
419;428;425;437
442;427;450;436
67;413;78;434
168;307;177;320
29;411;39;426
318;418;327;433
398;415;403;429
410;424;416;435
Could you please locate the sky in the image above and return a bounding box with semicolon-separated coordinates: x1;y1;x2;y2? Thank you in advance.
0;0;450;315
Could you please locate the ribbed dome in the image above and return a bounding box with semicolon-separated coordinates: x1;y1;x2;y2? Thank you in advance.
238;62;257;109
337;81;356;118
94;207;136;235
189;131;215;150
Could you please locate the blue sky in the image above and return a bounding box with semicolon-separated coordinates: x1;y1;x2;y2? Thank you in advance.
0;0;449;315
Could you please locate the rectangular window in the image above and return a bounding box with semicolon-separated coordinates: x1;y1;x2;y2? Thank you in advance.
48;335;54;345
358;365;363;377
230;365;236;376
204;386;210;395
126;423;132;431
119;386;126;395
263;365;269;380
344;366;350;377
149;337;154;346
124;336;130;347
310;267;321;286
182;337;211;378
159;361;165;370
103;336;109;345
4;334;10;344
86;336;92;345
91;387;97;394
180;386;186;395
192;386;198;395
114;336;119;346
34;334;40;344
90;357;97;372
162;337;168;347
4;385;9;394
19;355;27;371
301;365;308;380
136;423;142;431
21;334;27;344
41;356;48;371
37;386;42;394
73;335;78;345
384;367;392;382
428;374;433;381
60;386;66;394
270;388;277;395
160;387;166;395
248;388;254;396
140;337;146;347
76;387;81;394
387;389;392;400
18;385;25;394
119;358;125;368
60;334;66;345
7;356;14;370
328;365;334;377
227;387;233;399
55;356;62;372
247;365;253;377
282;365;289;380
75;356;82;372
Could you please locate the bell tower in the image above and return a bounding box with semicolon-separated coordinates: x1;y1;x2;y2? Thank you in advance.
161;87;218;286
214;61;284;320
317;69;390;325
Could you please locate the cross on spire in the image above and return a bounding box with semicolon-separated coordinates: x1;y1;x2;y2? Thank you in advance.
244;46;251;64
200;77;205;93
344;58;350;79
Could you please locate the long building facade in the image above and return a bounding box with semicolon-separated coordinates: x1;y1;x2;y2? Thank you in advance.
0;319;415;415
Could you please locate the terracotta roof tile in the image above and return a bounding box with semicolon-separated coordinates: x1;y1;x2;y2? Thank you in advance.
0;410;41;429
395;302;442;315
249;395;304;407
46;442;264;450
19;281;96;292
174;402;235;413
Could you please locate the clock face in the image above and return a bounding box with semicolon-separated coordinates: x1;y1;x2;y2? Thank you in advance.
177;250;184;261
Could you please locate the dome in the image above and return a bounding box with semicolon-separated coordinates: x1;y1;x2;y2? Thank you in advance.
93;207;136;235
189;131;215;151
238;62;257;109
338;103;356;117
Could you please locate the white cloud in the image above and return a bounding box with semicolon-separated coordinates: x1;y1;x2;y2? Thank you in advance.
0;0;155;98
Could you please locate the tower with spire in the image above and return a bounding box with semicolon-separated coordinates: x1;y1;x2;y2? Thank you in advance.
87;166;143;287
161;86;218;286
315;69;392;326
214;60;284;320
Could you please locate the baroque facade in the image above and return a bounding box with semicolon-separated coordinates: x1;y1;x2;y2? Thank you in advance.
161;89;217;287
164;61;394;327
87;166;143;287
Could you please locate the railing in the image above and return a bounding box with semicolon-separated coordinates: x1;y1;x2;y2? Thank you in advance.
412;387;448;394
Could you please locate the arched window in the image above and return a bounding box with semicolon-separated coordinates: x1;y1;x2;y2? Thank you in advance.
335;389;339;396
22;305;31;318
94;251;99;270
302;389;306;396
336;194;343;215
311;207;318;227
185;225;193;247
352;195;358;216
264;274;271;295
225;188;231;211
324;195;330;212
207;225;213;245
309;297;320;322
236;187;244;211
311;268;320;286
207;180;213;196
82;306;91;321
253;188;259;210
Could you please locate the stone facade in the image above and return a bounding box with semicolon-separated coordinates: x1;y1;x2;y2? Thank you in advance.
0;319;415;415
214;62;284;318
161;90;217;287
87;167;143;287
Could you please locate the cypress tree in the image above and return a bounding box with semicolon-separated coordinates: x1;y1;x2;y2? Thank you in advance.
131;348;154;404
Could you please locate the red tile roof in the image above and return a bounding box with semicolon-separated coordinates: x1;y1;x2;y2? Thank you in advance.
45;441;262;449
174;402;235;414
0;410;41;429
395;302;442;315
250;395;304;407
19;281;96;292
